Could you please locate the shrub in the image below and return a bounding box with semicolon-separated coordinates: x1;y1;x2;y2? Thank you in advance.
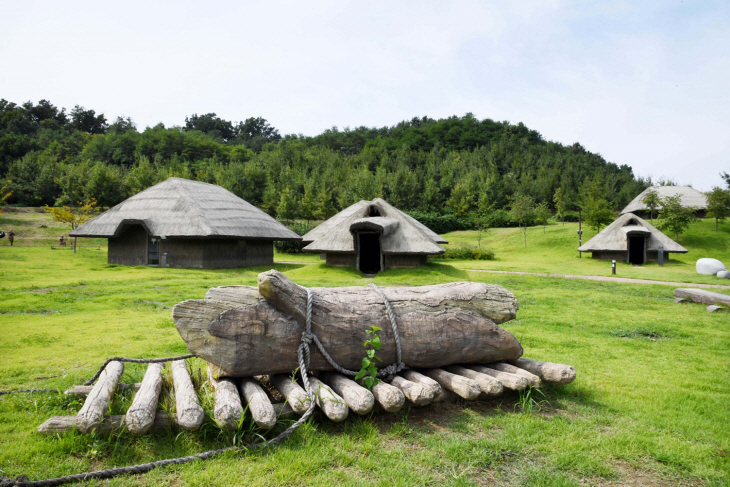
274;221;315;254
405;210;474;234
435;245;495;260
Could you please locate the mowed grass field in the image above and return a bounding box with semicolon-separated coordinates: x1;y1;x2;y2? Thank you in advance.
0;209;729;486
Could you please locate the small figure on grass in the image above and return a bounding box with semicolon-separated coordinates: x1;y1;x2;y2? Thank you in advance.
7;229;15;246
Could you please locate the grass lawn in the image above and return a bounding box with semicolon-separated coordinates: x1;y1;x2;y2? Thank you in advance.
1;209;729;486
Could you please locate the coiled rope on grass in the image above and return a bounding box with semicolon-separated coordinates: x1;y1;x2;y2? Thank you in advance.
0;284;404;487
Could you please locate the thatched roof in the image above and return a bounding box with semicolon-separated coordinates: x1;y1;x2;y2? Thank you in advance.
302;198;446;255
70;177;300;240
578;213;687;253
621;186;708;215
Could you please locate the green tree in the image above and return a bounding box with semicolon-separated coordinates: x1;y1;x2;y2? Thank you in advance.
582;197;613;233
509;193;534;247
705;187;730;232
553;187;569;225
658;194;698;243
276;186;298;222
446;182;474;218
534;202;551;234
641;188;660;221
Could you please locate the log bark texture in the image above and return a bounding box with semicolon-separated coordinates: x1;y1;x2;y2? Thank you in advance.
270;374;311;415
210;375;244;430
308;376;348;422
76;361;124;433
467;365;529;391
173;270;522;378
369;381;405;412
171;360;204;430
322;372;374;415
389;375;433;406
489;362;541;387
126;363;163;434
444;365;503;396
509;358;576;384
39;412;171;435
420;368;481;400
239;378;276;430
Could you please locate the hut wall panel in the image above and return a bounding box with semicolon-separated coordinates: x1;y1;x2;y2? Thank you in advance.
164;239;205;268
243;240;274;266
589;251;627;261
646;251;672;262
108;226;147;266
202;240;246;268
384;254;427;268
326;253;357;267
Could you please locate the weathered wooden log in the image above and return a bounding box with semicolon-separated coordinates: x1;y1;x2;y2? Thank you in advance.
322;372;375;415
444;365;503;396
489;362;541;387
389;375;434;406
399;370;443;397
173;270;522;378
369;381;405;412
76;361;124;433
467;365;529;391
209;374;244;430
308;376;348;422
509;358;576;384
239;378;277;430
420;368;481;400
39;412;172;434
171;360;204;430
270;374;311;415
65;383;140;397
126;363;164;434
675;288;730;307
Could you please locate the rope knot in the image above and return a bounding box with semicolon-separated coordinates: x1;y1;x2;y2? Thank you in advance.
301;331;314;345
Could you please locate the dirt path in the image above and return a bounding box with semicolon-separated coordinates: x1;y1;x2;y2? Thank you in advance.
457;269;730;290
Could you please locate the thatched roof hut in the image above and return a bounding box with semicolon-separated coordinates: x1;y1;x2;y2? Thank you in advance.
578;213;687;264
70;177;299;268
621;186;708;218
302;198;446;273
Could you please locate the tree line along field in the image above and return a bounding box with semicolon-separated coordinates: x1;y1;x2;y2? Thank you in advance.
0;210;729;485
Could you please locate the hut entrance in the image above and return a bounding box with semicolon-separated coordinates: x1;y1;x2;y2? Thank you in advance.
358;232;381;274
147;235;160;266
628;235;645;265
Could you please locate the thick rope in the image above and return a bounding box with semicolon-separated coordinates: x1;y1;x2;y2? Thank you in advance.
0;285;404;486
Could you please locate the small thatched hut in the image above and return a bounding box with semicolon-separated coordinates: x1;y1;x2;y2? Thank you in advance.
578;213;687;264
301;198;446;273
621;186;708;219
70;177;300;268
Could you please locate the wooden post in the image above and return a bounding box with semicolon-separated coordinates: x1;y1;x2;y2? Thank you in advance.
322;372;374;415
399;370;443;397
509;358;576;384
308;376;348;422
126;363;164;434
444;365;503;396
369;381;405;412
239;378;277;430
390;375;434;406
488;362;541;387
270;374;311;415
420;368;481;400
171;360;204;430
76;361;124;433
209;373;244;430
467;365;529;391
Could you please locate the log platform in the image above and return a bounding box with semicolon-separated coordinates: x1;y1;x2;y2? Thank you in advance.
39;357;575;434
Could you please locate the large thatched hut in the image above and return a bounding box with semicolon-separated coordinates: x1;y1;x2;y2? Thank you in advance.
70;177;300;268
301;198;446;273
621;186;708;219
578;213;687;264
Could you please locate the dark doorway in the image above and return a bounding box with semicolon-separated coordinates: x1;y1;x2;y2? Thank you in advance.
358;232;381;274
148;234;159;265
628;236;645;265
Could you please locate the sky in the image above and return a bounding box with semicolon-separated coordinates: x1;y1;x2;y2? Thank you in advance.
1;1;728;191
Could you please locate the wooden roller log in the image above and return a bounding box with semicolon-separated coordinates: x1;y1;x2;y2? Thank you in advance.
509;358;576;384
210;375;244;430
270;374;311;415
173;270;522;378
239;378;277;430
420;368;481;400
322;372;374;415
467;365;528;391
389;375;434;406
76;361;124;434
369;381;405;412
171;360;204;431
400;370;443;397
444;365;503;396
488;362;541;387
126;363;164;434
308;376;348;422
39;412;172;434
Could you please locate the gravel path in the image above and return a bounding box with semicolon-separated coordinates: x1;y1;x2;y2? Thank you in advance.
457;269;730;290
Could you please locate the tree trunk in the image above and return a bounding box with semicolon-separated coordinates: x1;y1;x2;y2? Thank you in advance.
173;270;522;378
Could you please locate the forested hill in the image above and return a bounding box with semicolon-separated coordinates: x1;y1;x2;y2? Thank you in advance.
1;98;648;224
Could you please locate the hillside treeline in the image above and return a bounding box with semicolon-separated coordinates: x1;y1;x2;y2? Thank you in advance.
1;98;648;224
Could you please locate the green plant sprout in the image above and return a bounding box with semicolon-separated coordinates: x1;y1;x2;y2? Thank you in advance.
355;326;382;390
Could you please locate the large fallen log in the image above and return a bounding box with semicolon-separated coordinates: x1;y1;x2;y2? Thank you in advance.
173;270;522;378
675;288;730;307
